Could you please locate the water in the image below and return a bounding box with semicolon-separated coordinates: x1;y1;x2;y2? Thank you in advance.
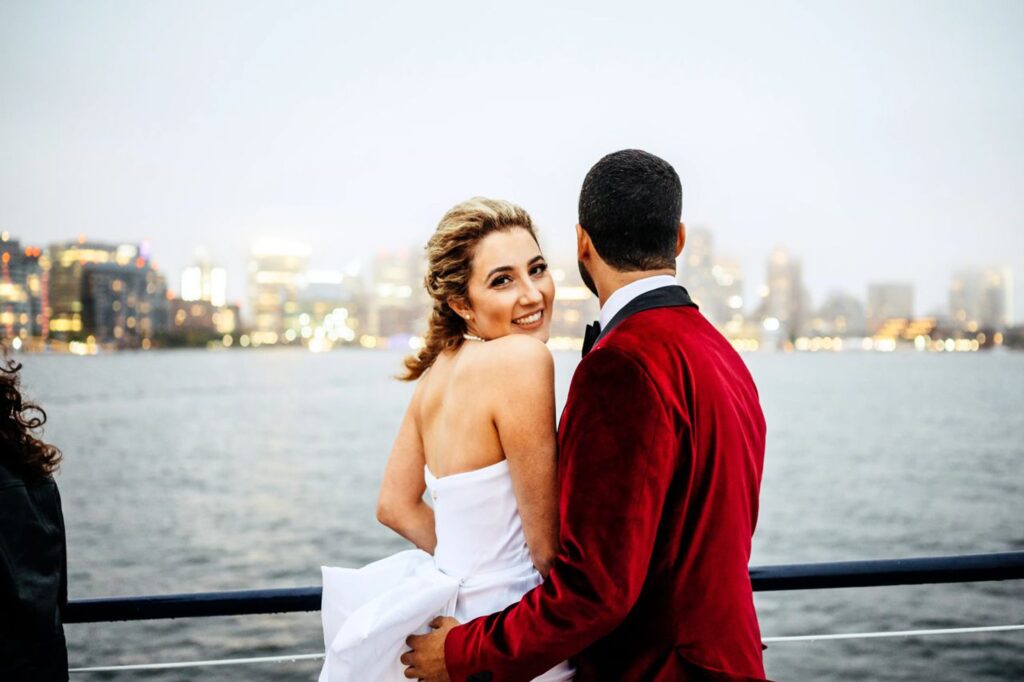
17;349;1024;680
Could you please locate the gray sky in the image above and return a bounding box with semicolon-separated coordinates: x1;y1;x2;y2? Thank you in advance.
2;0;1022;319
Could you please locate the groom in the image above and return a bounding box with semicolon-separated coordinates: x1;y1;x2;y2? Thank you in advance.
404;149;768;681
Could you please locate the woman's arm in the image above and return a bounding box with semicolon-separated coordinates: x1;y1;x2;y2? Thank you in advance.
376;382;436;553
491;336;559;578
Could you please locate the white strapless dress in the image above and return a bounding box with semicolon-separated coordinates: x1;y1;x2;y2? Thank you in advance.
319;459;574;681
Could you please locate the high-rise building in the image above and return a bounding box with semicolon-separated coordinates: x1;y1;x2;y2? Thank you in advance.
368;249;426;341
79;257;169;347
81;263;147;345
949;267;1014;331
678;227;716;314
143;268;170;340
180;249;227;307
47;240;140;339
0;235;35;341
247;240;310;345
23;247;46;338
711;257;745;329
45;239;168;346
866;283;914;334
677;228;745;328
758;248;806;340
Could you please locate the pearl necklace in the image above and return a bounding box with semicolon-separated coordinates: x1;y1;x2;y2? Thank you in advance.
463;333;485;342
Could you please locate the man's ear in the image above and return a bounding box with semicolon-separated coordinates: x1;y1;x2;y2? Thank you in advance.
675;222;686;258
576;224;591;261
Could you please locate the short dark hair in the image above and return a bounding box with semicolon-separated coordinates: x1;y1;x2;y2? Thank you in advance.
578;149;682;271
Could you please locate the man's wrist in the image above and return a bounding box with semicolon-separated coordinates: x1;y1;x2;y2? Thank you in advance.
442;621;470;682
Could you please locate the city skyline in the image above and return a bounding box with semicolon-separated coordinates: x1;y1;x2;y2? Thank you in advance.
12;230;1020;324
2;2;1022;320
3;229;1020;321
2;228;1015;346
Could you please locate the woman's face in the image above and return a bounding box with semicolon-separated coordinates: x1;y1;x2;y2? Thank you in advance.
462;227;555;342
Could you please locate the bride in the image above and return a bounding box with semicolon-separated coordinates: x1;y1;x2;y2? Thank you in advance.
320;198;574;681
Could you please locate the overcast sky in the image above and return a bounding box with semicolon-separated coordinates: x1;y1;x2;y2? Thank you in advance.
1;1;1021;319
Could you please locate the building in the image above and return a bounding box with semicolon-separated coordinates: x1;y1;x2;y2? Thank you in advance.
144;267;170;340
46;240;146;340
295;270;361;347
677;228;745;330
23;247;46;338
949;267;1014;331
678;228;716;317
866;283;914;334
757;248;807;342
176;248;236;342
45;239;169;347
247;240;310;345
180;248;227;307
0;235;37;341
170;298;218;336
811;292;866;338
367;249;427;343
710;257;745;330
214;304;239;336
79;259;169;347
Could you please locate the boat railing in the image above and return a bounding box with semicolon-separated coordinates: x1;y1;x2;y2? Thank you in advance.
66;551;1024;673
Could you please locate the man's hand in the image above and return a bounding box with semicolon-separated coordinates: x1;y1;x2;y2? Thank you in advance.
402;616;459;681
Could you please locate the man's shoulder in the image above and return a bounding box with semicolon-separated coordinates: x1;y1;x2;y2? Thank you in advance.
599;305;710;357
595;306;750;384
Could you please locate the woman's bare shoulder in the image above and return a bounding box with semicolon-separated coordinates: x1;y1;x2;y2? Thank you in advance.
479;335;552;366
455;336;553;395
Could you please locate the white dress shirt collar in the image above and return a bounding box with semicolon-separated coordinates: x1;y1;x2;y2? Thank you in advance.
599;275;679;329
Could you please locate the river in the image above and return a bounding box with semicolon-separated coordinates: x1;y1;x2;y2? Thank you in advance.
17;348;1024;680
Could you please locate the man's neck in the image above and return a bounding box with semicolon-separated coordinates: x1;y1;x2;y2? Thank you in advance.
596;268;676;307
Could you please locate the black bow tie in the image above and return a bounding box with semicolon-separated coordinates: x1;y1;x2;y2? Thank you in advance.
582;320;601;357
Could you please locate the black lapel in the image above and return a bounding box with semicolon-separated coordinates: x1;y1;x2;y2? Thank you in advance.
595;285;697;346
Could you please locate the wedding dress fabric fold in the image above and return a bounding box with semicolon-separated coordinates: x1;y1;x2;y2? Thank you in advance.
320;459;573;681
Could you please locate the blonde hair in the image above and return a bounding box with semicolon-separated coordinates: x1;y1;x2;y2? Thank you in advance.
401;197;538;381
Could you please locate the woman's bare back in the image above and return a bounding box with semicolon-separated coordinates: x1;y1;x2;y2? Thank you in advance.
378;333;559;574
416;342;506;478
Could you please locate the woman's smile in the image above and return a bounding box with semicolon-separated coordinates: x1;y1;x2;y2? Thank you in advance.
512;309;544;328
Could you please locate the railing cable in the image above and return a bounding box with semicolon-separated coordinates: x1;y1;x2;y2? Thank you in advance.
69;652;325;673
67;624;1024;673
762;623;1024;643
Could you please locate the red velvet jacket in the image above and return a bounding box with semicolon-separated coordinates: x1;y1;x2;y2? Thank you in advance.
446;290;767;681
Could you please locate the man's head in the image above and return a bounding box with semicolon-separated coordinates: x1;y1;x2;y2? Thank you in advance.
576;149;684;296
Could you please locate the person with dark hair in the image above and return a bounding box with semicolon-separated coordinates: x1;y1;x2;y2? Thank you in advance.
0;360;69;681
405;150;768;681
577;147;683;275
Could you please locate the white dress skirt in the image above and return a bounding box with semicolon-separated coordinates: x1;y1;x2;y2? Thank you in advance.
320;459;574;681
